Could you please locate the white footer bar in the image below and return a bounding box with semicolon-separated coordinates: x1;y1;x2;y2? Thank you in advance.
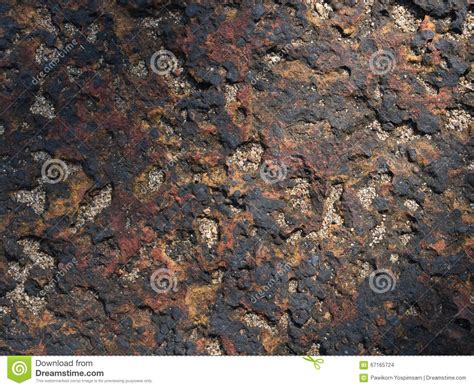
1;356;472;387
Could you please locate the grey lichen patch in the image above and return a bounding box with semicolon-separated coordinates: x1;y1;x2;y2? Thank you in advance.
6;286;46;316
308;342;321;355
0;306;11;316
142;17;162;29
0;125;4;135
32;150;50;162
404;199;419;212
378;174;392;184
404;305;420;317
34;43;58;65
369;216;387;247
130;60;148;79
13;186;46;215
169;75;193;97
392;4;419;33
63;22;79;38
86;23;99;43
277;312;290;333
288;279;298;293
7;262;29;283
274;211;290;229
369;120;389;141
227;142;264;173
76;185;113;228
356;261;372;282
147;167;165;192
287;230;303;245
35;7;58;36
243;312;277;335
211;269;225;284
140;12;181;41
205;338;223;356
140;16;176;40
446;109;471;132
318;185;343;239
462;12;474;36
263;52;283;67
30;95;56;119
67;66;84;83
224;84;238;105
287;178;312;214
197;217;219;248
18;239;55;269
389;254;399;263
400;233;413;246
395;124;422;144
136;166;165;198
119;267;140;283
306;0;333;20
357;183;377;211
5;239;56;315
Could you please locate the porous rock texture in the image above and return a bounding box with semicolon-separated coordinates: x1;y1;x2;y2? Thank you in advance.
0;0;473;355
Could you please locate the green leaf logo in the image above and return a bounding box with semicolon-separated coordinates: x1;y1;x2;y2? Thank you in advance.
303;355;324;370
7;356;32;383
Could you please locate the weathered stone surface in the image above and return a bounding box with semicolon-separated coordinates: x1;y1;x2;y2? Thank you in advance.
0;0;472;355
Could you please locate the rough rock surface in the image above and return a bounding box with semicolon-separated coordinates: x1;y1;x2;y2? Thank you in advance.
0;0;472;355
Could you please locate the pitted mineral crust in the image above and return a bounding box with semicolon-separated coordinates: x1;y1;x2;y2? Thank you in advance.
0;0;472;355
